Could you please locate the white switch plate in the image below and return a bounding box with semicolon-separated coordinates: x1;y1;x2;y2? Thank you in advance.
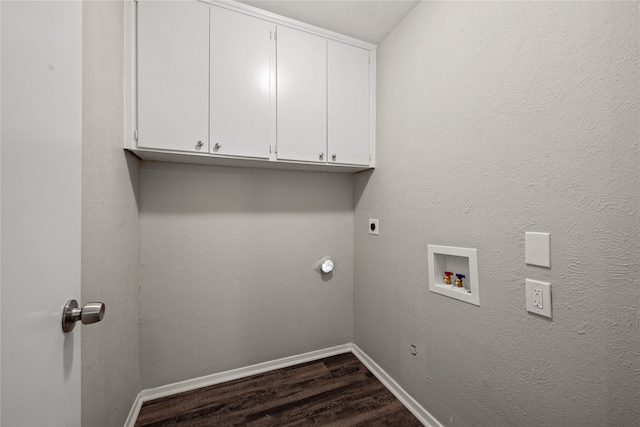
368;219;379;235
525;232;550;267
526;279;552;318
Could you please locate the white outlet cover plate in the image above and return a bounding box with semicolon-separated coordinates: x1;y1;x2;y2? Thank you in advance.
525;232;550;267
526;278;552;318
368;219;379;235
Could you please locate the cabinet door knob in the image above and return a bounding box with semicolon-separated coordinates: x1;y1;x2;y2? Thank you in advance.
331;153;337;161
196;140;204;148
214;143;222;150
319;153;324;160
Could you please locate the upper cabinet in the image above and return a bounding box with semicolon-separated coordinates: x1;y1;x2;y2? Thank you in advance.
210;6;274;159
137;0;210;153
126;0;376;173
276;26;327;164
328;40;371;166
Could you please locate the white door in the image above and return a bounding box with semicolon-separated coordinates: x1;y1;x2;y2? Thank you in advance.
276;26;327;163
137;0;210;153
327;40;371;166
210;6;274;159
1;1;82;425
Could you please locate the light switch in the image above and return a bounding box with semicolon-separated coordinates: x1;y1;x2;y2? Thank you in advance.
525;232;550;267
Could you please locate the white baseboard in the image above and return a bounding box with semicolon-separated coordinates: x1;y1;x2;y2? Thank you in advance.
123;343;442;427
123;344;352;427
123;391;143;427
351;344;443;427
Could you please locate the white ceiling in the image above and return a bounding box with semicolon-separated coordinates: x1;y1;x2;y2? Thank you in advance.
236;0;420;44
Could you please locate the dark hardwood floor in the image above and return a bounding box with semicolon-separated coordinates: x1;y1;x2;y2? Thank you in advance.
135;352;423;426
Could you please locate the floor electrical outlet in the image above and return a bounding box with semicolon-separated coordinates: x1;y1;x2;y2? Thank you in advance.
526;279;552;318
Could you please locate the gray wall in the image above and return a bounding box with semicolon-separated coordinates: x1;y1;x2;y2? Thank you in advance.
354;2;639;426
81;1;141;425
139;163;354;388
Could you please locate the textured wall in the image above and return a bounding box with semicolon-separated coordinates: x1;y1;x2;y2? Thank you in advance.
81;1;141;425
139;163;353;389
354;2;639;426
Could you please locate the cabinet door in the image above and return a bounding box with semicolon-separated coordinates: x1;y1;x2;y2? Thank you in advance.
210;7;273;159
327;40;371;166
137;0;209;153
276;26;327;163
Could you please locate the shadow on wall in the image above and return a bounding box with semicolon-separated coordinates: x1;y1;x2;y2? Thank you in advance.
353;169;373;208
125;150;141;211
139;160;355;215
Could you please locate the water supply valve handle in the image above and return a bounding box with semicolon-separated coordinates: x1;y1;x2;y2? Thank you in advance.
443;271;454;284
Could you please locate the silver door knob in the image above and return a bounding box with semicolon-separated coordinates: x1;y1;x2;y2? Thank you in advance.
331;153;337;161
213;143;222;150
319;153;324;160
196;140;204;148
62;299;105;333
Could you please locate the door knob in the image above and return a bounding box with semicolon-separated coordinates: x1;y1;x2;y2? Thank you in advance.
213;143;222;150
62;299;105;333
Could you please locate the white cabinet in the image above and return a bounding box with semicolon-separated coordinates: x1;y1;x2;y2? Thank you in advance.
129;0;375;172
277;29;372;167
210;6;274;159
276;26;327;163
328;40;371;166
137;0;209;153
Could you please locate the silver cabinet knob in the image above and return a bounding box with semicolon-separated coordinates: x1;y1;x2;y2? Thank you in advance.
213;143;222;150
319;153;324;160
332;153;337;161
62;299;105;332
196;140;204;148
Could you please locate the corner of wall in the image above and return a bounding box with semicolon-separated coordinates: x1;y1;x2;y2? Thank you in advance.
81;1;141;425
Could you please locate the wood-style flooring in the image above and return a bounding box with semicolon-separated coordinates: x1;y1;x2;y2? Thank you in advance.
135;352;422;426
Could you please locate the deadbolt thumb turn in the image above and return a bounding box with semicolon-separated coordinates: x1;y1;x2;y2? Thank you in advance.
62;299;105;332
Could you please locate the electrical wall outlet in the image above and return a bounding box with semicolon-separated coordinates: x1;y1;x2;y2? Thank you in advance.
368;219;379;235
533;288;543;309
526;279;552;318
